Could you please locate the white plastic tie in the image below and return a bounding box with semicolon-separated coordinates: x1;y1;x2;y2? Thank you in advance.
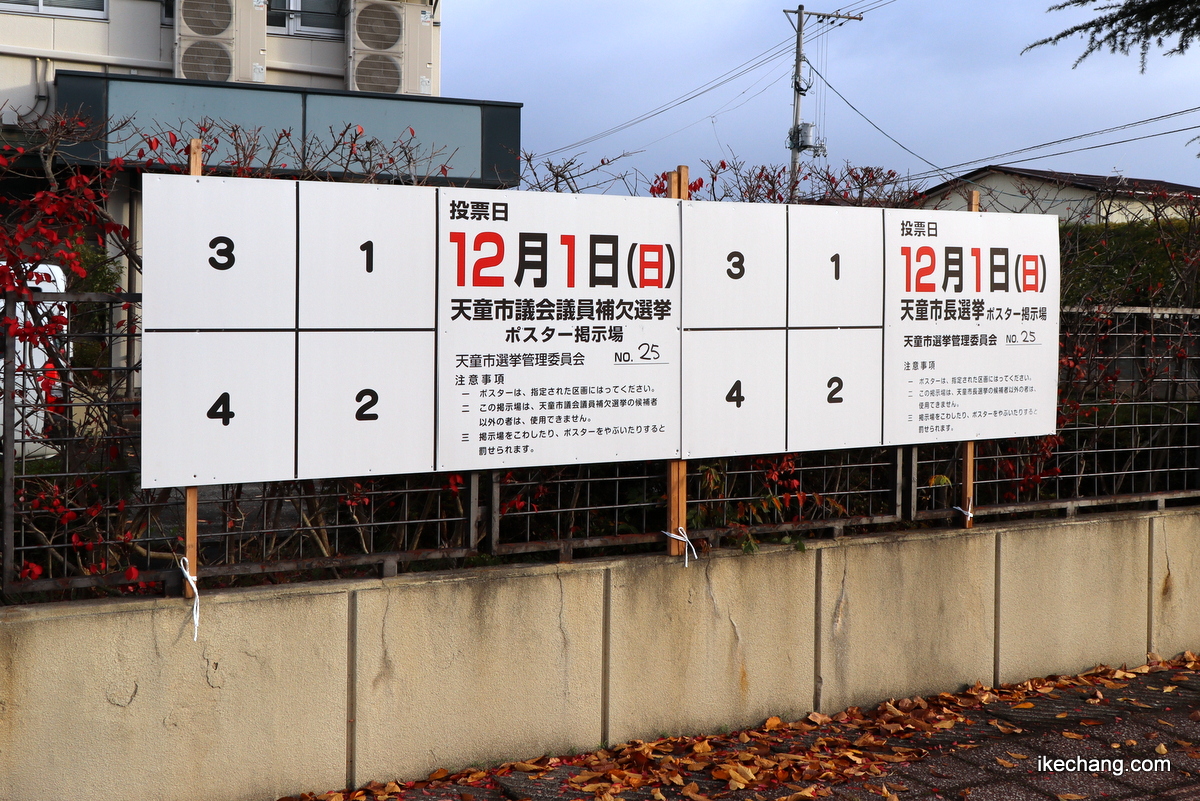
953;502;974;521
180;557;200;641
663;527;698;567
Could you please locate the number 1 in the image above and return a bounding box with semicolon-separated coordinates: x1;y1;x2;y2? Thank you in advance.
830;253;840;280
360;240;373;273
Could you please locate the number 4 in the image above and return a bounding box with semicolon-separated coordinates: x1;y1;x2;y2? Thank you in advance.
725;380;745;408
206;392;235;425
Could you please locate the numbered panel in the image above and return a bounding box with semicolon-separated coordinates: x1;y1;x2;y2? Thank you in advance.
788;205;883;328
681;201;787;329
298;183;437;329
296;331;435;478
141;332;296;487
681;330;786;458
881;209;1061;445
787;328;882;451
436;188;682;471
142;175;296;330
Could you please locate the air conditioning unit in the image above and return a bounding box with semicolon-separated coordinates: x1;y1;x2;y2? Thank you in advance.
175;0;268;83
347;0;439;95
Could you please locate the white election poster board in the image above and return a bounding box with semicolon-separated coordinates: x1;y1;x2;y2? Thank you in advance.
139;175;1060;488
881;209;1060;445
435;189;682;470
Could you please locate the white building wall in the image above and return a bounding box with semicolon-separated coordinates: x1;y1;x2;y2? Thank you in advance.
921;172;1171;225
0;0;441;120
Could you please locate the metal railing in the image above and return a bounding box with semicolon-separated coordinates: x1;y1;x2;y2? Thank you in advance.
5;302;1200;599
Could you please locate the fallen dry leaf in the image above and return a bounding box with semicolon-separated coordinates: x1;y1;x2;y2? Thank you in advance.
1063;732;1085;740
995;758;1017;768
1013;702;1035;709
1056;795;1087;800
1157;743;1169;755
1006;752;1028;760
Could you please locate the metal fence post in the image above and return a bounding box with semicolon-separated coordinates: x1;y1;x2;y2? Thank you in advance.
467;471;482;551
900;445;918;522
2;292;14;591
487;470;501;556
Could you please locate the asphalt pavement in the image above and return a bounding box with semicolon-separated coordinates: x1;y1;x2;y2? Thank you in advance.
285;654;1200;801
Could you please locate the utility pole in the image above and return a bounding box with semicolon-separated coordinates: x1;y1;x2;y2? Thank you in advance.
784;5;862;198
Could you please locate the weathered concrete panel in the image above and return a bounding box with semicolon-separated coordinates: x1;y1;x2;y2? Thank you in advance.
606;547;816;744
354;565;605;782
998;516;1149;683
816;531;995;714
1;509;1196;799
0;585;350;801
1152;512;1200;659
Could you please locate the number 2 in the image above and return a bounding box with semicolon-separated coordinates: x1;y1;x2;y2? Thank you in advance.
208;236;235;270
826;377;844;404
355;389;379;420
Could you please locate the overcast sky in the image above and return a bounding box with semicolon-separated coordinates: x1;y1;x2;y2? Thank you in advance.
440;0;1200;193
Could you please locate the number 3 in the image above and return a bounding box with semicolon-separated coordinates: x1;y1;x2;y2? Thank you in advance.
726;251;745;279
208;236;235;270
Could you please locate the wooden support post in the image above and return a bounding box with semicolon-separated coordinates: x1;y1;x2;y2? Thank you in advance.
183;138;203;597
185;486;199;597
665;166;689;554
188;137;203;177
961;189;981;529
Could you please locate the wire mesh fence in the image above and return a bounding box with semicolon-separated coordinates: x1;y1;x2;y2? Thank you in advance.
6;301;1200;599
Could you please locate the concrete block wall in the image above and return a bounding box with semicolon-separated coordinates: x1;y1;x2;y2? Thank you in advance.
2;508;1199;801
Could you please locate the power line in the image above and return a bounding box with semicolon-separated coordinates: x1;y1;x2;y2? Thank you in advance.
988;123;1200;168
805;62;949;178
807;62;1200;194
538;1;895;159
902;105;1200;182
537;38;795;158
632;63;793;154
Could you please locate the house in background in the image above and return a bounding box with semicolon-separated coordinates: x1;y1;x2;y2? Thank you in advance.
919;164;1200;223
